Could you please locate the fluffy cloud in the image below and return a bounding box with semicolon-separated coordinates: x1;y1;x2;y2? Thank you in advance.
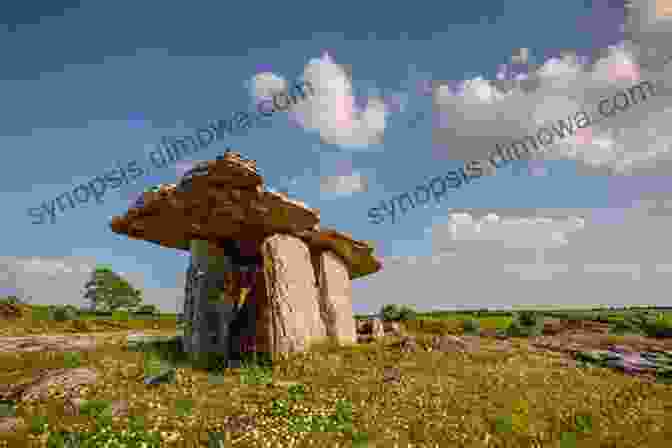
248;72;288;99
352;204;672;313
437;212;585;249
250;52;389;150
432;6;672;175
319;172;368;198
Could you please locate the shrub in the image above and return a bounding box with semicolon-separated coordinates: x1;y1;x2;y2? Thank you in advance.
0;296;21;305
381;304;417;321
270;398;290;417
610;320;643;336
641;313;672;338
138;304;158;314
398;305;417;321
0;400;15;418
50;305;77;322
517;311;540;327
381;304;401;321
595;312;611;323
287;383;306;401
240;363;273;386
505;311;544;337
462;318;480;335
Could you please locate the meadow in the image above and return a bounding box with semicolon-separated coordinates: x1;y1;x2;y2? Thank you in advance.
1;299;672;447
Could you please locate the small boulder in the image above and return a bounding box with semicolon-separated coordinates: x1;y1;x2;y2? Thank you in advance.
63;397;86;417
382;366;401;383
431;335;468;353
356;318;386;341
383;321;404;337
20;367;99;403
356;319;370;334
357;334;374;344
0;416;26;434
542;319;564;335
63;398;129;418
370;318;385;338
109;399;130;418
0;301;23;320
221;415;256;433
398;335;419;353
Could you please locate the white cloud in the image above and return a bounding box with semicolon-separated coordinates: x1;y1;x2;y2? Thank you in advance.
248;72;288;99
250;52;389;150
432;36;672;174
16;258;75;276
319;172;368;198
438;212;585;249
352;204;672;314
654;263;672;273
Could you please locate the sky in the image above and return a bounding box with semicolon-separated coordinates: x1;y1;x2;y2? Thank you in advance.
1;0;672;314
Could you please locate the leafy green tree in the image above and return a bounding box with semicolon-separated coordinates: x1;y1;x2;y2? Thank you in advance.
83;266;142;311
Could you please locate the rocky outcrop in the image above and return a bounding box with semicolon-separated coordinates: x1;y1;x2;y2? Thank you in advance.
431;334;469;353
0;301;23;320
356;317;391;342
316;250;357;346
262;234;327;353
64;397;130;418
397;335;419;353
383;321;405;337
0;416;26;434
19;367;99;403
0;335;99;354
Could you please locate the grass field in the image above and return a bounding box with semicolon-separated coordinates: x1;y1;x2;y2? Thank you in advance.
2;301;672;447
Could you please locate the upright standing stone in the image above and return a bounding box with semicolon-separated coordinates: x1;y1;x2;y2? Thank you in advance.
252;269;273;354
262;234;327;353
186;239;238;366
317;250;357;346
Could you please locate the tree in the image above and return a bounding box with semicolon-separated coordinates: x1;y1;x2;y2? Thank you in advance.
83;266;142;311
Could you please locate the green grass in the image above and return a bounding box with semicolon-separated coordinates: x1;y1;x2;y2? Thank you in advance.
4;309;672;447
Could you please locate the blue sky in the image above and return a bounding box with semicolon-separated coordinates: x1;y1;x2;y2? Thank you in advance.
2;0;672;314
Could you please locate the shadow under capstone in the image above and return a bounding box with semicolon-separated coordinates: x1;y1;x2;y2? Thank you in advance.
125;334;273;374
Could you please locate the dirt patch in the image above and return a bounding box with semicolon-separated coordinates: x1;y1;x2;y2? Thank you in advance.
0;335;101;355
0;302;23;320
0;329;180;355
530;330;672;354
